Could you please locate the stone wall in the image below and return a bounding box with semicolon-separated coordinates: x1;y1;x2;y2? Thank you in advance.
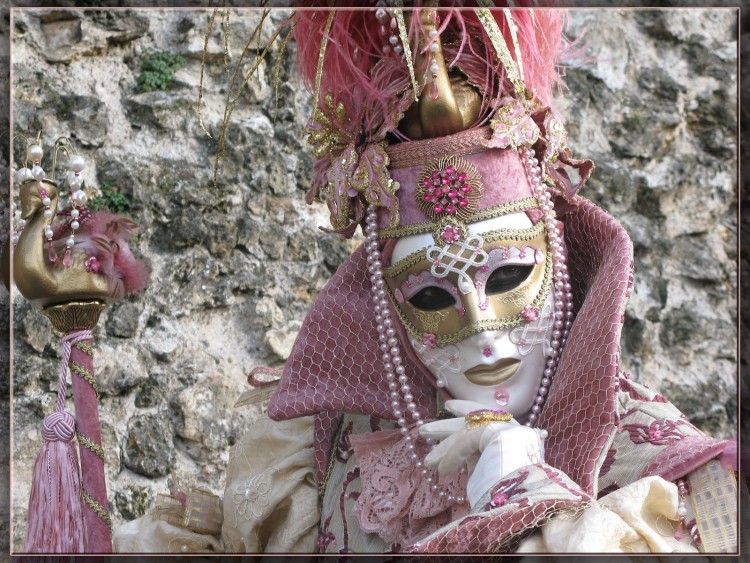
9;8;737;551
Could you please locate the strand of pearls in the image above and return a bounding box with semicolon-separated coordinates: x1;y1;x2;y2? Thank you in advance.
365;204;465;505
520;147;575;427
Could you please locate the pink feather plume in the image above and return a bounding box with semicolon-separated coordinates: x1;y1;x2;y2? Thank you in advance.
51;208;150;299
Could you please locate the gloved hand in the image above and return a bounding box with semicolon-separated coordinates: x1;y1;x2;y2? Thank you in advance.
419;400;547;509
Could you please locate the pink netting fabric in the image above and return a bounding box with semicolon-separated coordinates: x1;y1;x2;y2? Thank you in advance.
350;426;468;546
268;244;437;423
536;196;634;495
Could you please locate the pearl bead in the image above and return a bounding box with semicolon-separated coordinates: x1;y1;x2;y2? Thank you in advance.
45;229;53;239
71;221;79;230
32;166;45;180
389;35;398;46
430;62;439;74
42;197;51;206
27;144;44;162
72;190;87;204
429;29;438;38
69;155;85;172
43;209;53;219
66;236;75;246
677;506;688;516
430;42;439;53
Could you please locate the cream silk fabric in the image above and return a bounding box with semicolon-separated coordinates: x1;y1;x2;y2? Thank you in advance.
114;415;700;554
516;476;699;554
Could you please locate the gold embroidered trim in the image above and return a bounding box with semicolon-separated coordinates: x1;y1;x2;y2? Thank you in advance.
474;6;525;95
70;362;99;398
83;488;112;530
379;198;539;239
482;219;545;244
319;415;345;499
503;8;525;83
74;341;94;357
312;7;336;115
76;431;105;461
394;4;419;102
390;239;553;347
384;248;428;278
386;127;493;170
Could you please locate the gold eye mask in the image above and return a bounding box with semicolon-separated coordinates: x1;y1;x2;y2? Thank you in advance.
384;223;552;346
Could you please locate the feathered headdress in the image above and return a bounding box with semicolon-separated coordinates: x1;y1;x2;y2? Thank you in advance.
290;2;592;237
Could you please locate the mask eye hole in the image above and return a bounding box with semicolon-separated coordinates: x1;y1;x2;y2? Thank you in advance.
485;265;534;294
408;286;456;311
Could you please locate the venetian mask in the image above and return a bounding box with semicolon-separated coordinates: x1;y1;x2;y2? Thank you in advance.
385;211;555;417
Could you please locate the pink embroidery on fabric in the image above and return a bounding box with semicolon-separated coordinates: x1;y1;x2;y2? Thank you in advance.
317;512;337;552
336;421;355;463
350;427;468;546
483;469;529;512
624;419;687;446
338;467;361;554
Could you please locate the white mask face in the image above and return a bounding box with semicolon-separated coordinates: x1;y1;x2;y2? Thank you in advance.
391;213;554;418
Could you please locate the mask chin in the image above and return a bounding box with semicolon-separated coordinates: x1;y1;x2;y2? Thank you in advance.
410;292;554;418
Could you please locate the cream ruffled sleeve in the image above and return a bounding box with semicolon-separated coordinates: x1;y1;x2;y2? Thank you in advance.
221;414;319;553
113;415;319;554
516;476;700;553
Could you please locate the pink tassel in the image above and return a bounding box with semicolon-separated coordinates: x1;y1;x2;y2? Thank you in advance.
24;411;85;553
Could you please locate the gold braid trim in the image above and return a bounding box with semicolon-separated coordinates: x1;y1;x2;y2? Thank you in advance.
482;219;545;244
76;431;105;461
74;341;94;358
318;415;345;499
394;3;419;102
383;248;428;278
70;362;99;398
379;198;539;240
82;488;112;530
474;5;525;95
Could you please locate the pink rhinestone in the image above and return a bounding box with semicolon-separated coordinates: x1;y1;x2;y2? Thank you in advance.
458;172;467;182
494;388;509;407
62;248;73;268
446;165;456;175
483;348;492;358
47;242;58;263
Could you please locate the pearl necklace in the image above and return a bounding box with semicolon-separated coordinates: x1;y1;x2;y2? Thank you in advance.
363;147;575;503
519;146;575;427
